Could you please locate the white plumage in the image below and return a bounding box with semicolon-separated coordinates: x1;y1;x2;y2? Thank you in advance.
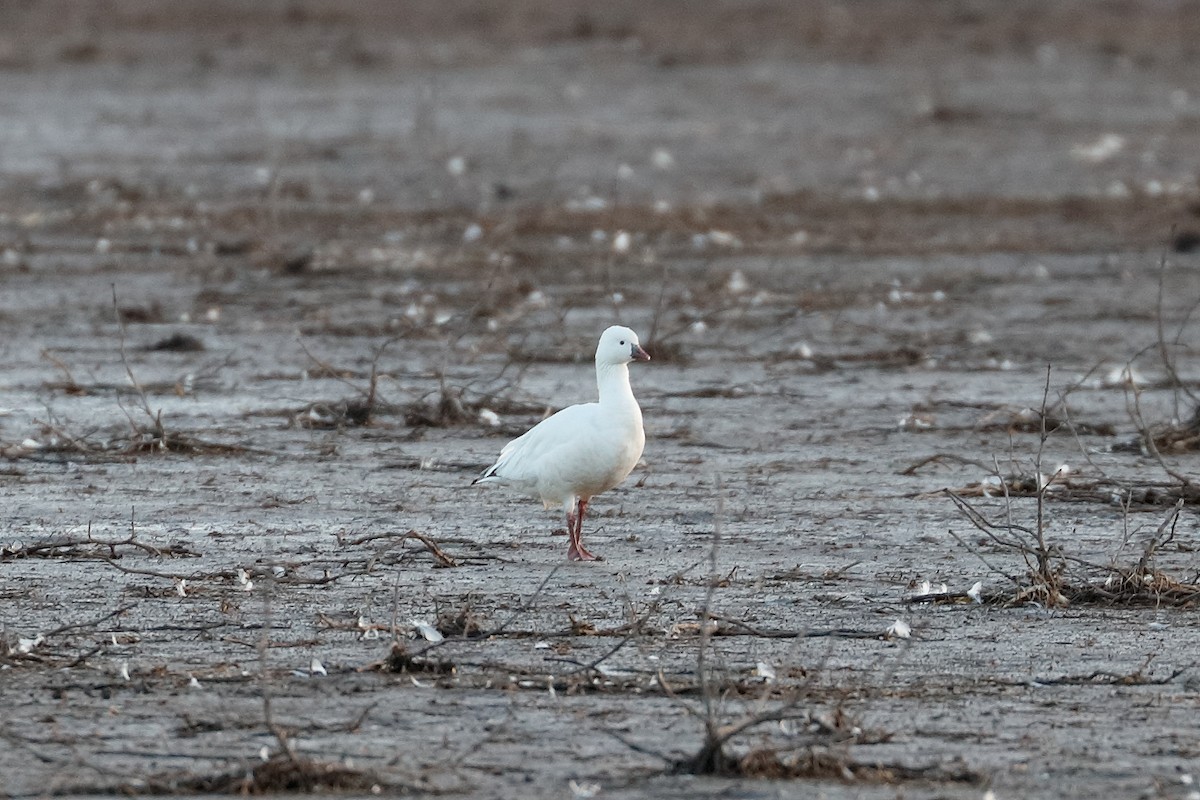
475;325;650;561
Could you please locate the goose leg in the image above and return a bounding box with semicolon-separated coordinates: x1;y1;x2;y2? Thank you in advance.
567;498;599;561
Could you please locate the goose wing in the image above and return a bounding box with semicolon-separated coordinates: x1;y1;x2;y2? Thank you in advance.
476;403;601;484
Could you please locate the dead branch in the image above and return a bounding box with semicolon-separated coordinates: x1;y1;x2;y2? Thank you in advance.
111;285;164;436
706;613;890;640
337;529;458;567
1;520;201;561
900;452;994;475
257;565;299;765
1136;498;1183;573
1003;653;1189;687
44;603;138;638
932;473;1200;508
559;596;670;677
653;475;848;777
1156;248;1199;409
362;566;563;672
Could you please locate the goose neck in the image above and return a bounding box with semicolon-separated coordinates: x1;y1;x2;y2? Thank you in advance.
595;362;636;408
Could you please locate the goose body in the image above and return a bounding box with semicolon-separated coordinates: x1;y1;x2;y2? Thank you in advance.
475;325;650;560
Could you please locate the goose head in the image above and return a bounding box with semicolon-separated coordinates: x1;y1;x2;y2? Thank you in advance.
596;325;651;365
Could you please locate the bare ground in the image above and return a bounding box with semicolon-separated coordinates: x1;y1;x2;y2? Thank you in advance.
3;2;1200;798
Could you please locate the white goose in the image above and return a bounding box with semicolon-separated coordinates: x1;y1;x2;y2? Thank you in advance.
475;325;650;561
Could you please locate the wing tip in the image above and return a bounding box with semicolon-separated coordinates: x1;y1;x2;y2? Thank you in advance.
473;466;500;485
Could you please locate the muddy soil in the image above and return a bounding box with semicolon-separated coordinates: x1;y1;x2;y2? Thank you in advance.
3;2;1200;798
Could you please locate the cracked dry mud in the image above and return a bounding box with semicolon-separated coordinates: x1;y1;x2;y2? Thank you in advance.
3;3;1200;799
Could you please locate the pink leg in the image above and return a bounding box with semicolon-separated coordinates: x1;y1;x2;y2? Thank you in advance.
567;498;600;561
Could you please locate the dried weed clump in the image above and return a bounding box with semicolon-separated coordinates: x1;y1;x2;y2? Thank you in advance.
291;338;389;429
402;382;477;427
376;643;457;677
1149;405;1200;453
941;360;1200;608
933;252;1200;608
289;332;547;434
945;465;1200;608
4;292;257;461
160;754;387;794
627;484;979;789
734;747;979;784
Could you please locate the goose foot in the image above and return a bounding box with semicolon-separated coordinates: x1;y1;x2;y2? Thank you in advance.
568;540;602;562
565;499;601;561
